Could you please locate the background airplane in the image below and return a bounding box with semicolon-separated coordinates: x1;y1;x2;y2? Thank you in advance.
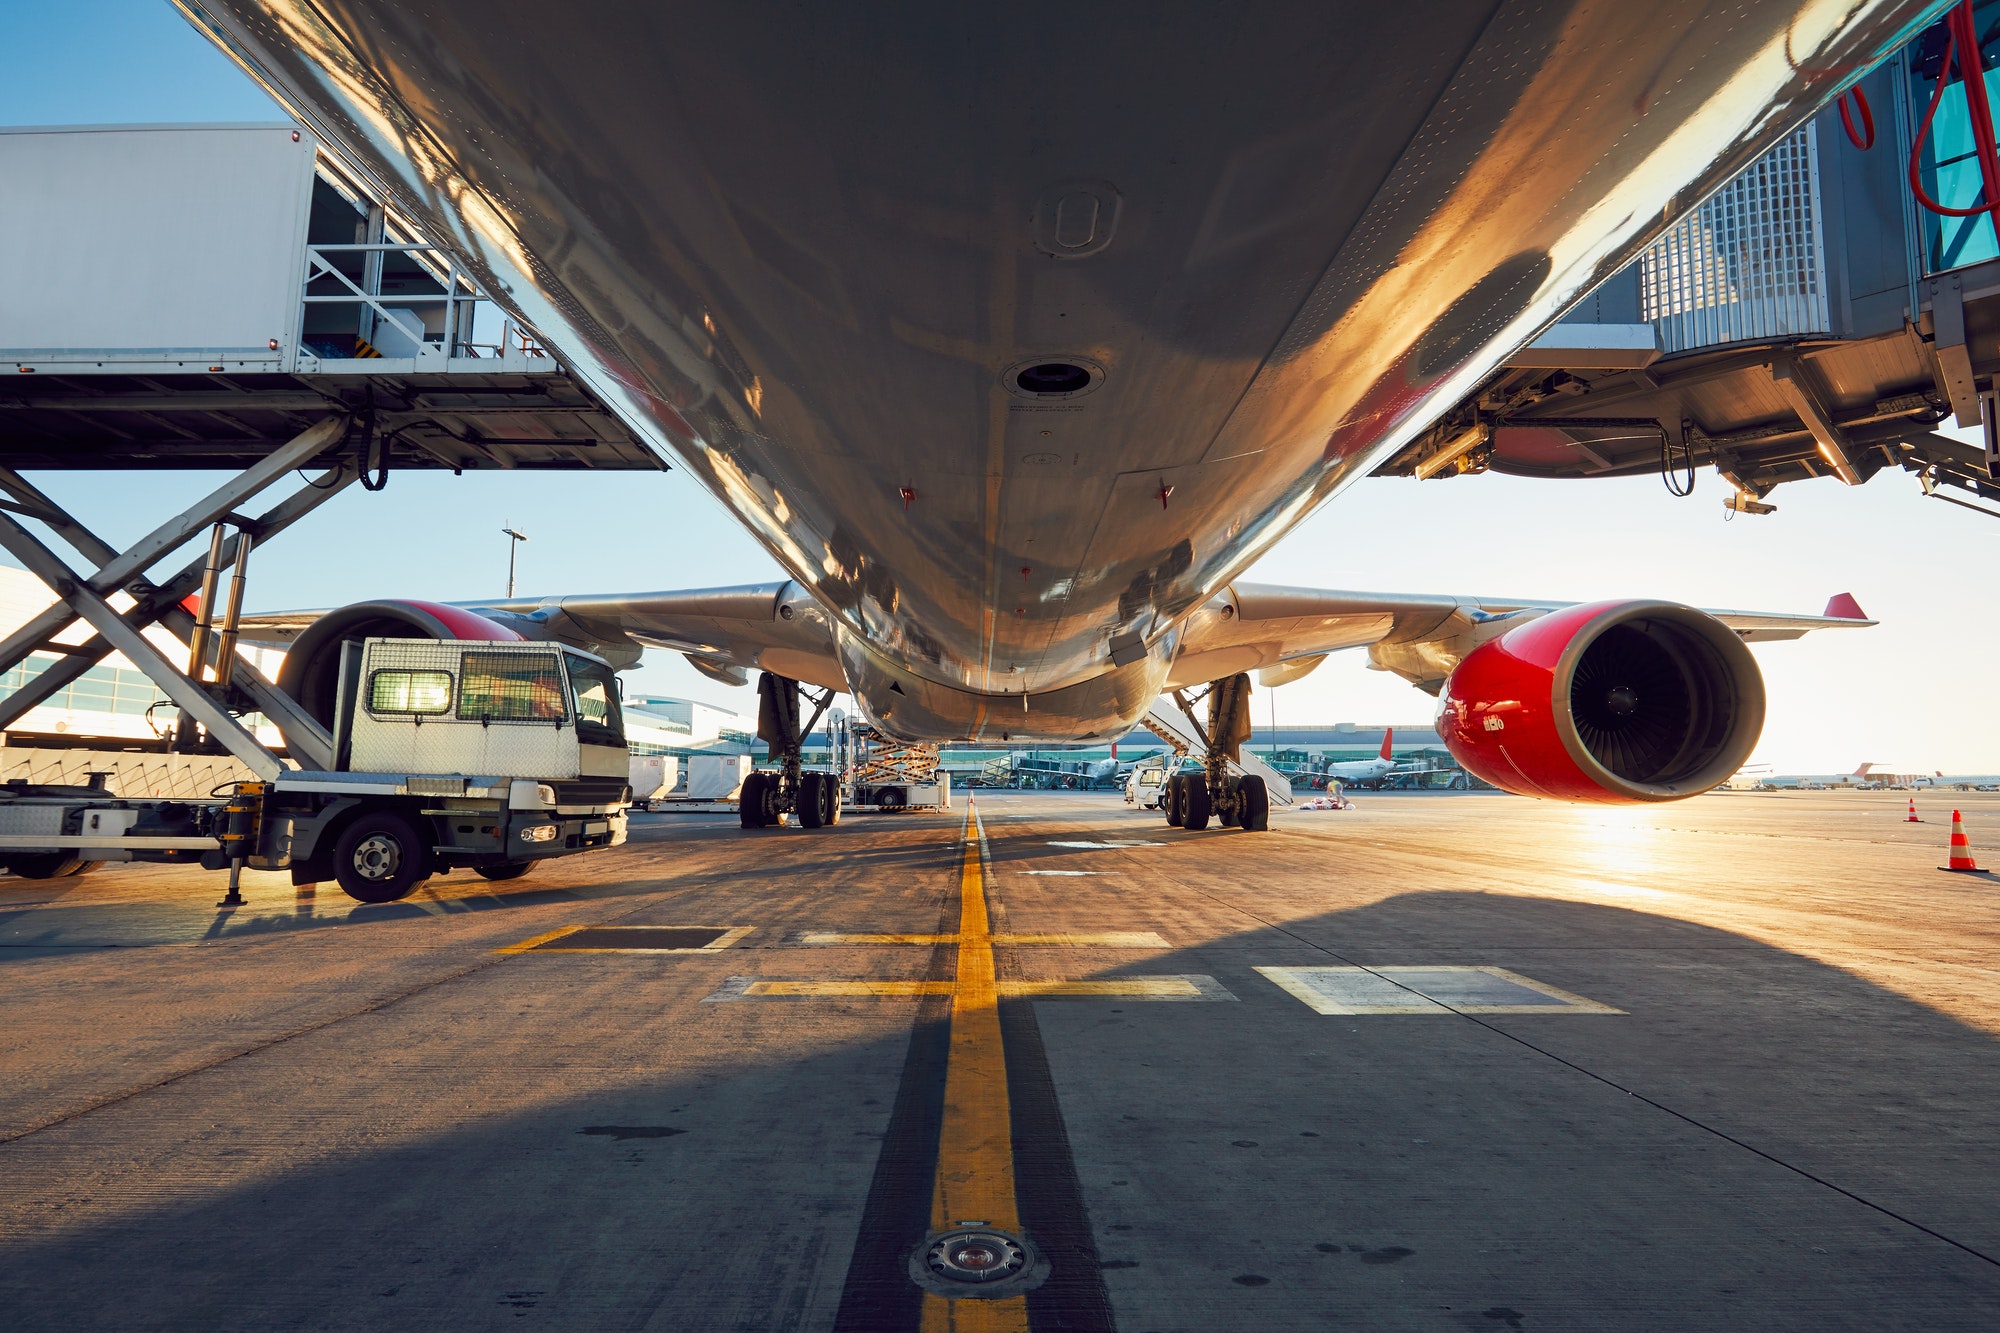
1320;728;1406;788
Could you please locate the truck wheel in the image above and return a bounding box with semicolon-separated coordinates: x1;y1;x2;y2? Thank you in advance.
798;773;827;828
333;812;429;903
739;772;769;828
476;862;535;882
1239;775;1270;831
1182;777;1212;831
6;852;94;879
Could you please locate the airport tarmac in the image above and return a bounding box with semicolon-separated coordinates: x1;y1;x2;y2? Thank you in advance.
4;788;2000;1330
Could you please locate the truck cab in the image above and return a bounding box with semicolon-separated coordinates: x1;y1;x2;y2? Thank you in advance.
278;637;632;898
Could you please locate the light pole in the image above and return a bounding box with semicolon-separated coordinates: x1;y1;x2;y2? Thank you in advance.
501;524;528;597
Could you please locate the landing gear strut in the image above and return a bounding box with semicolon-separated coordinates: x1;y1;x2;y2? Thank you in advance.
740;673;842;830
1160;672;1269;833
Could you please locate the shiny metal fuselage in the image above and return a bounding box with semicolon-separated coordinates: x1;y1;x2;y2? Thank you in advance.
181;0;1934;741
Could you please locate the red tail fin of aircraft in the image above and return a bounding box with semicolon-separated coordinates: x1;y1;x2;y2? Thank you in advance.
1380;727;1394;762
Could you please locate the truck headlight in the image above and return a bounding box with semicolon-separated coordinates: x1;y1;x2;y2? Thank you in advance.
519;823;559;843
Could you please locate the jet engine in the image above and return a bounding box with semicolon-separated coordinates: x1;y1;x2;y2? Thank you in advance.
1436;600;1763;803
276;599;522;726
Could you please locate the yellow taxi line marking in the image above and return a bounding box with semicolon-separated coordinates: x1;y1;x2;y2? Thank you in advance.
799;931;1169;948
999;932;1168;948
493;925;588;954
800;933;953;946
743;980;956;998
1001;977;1209;998
496;926;754;955
923;805;1028;1332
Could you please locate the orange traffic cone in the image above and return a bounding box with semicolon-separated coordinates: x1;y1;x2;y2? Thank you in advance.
1942;810;1983;873
1907;798;1922;823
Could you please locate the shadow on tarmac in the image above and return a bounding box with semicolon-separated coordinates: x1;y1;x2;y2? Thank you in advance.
3;881;2000;1330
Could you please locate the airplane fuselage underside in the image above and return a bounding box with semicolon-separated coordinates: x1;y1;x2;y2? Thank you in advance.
187;0;1931;735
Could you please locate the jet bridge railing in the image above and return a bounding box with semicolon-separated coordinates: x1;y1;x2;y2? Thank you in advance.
300;241;549;365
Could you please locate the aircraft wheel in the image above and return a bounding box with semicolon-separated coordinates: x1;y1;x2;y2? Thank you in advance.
1239;775;1269;832
1182;776;1212;831
740;772;770;828
825;778;842;826
476;861;535;881
334;811;429;903
798;773;827;828
6;852;95;879
1164;774;1184;826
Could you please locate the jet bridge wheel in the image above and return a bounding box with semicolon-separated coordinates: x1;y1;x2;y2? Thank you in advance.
333;811;430;903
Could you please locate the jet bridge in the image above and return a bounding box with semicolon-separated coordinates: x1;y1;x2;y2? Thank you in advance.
0;123;667;768
0;123;661;473
1375;23;2000;521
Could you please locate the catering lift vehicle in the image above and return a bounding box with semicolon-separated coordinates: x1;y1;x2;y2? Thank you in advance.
0;631;630;903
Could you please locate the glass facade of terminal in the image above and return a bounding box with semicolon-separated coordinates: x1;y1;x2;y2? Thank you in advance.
0;653;172;720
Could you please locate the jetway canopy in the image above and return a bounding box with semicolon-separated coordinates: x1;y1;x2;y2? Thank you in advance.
0;124;661;472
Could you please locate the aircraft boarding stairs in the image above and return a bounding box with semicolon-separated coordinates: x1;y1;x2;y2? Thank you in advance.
1140;700;1294;807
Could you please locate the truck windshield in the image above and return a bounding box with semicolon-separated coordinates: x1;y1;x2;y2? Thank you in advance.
565;655;625;747
458;651;565;722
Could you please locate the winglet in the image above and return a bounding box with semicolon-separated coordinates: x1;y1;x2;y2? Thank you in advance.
1824;592;1868;620
1380;727;1394;761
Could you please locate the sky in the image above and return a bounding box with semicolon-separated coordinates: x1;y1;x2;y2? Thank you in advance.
1;1;1991;773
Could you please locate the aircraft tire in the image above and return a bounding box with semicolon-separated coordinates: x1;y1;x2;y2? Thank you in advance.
1164;774;1184;826
1182;776;1212;831
798;773;827;828
825;778;842;826
1239;775;1269;831
740;772;769;828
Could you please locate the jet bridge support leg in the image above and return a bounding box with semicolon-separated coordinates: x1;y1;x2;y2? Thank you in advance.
0;416;354;774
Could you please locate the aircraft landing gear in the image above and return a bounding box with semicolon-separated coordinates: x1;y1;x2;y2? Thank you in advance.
1163;673;1271;833
740;673;841;831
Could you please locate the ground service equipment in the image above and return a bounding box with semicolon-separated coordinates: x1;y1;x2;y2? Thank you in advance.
0;637;630;903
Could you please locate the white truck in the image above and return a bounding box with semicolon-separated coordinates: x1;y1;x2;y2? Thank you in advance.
0;638;631;903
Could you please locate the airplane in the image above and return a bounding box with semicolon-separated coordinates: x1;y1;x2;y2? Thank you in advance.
193;1;1922;834
1916;775;2000;792
1318;729;1406;789
1756;764;1884;791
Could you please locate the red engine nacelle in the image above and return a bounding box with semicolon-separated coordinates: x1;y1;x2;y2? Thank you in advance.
1437;600;1764;803
277;599;521;726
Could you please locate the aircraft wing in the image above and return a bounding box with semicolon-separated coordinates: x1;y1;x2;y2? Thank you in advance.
1170;583;1875;694
239;580;846;691
241;578;1870;701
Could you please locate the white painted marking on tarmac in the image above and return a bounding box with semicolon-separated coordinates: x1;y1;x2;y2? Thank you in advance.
1256;966;1622;1015
1045;840;1163;849
1021;870;1096;876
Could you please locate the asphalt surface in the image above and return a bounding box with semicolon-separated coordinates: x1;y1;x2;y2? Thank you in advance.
4;788;2000;1330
